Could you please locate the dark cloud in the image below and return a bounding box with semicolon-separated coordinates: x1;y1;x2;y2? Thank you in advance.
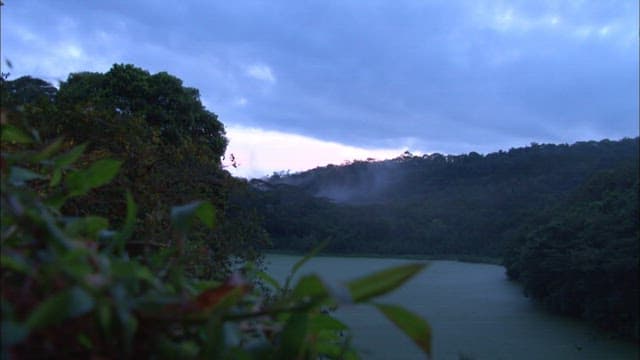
2;0;637;155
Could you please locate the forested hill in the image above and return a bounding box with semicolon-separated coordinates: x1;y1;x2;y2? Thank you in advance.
249;138;638;257
269;140;638;206
248;138;639;338
503;161;638;338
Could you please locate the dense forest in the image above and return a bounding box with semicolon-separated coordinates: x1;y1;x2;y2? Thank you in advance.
246;139;637;256
1;66;433;358
1;66;269;275
241;138;639;338
1;63;638;359
504;161;638;338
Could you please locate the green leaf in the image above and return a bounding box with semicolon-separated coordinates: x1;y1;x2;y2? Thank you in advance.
111;259;156;284
65;216;109;238
291;274;329;302
374;303;432;358
277;313;309;359
291;240;328;276
283;240;328;292
8;166;44;186
97;303;112;336
25;287;95;331
45;192;68;209
315;341;342;358
49;144;86;187
32;137;64;162
114;191;137;254
76;333;93;349
36;202;74;249
1;124;33;144
308;313;348;333
49;168;62;187
346;263;427;303
255;270;281;291
170;200;215;233
66;159;122;197
53;143;86;168
58;249;93;279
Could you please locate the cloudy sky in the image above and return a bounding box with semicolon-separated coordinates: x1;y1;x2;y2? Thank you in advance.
2;1;638;178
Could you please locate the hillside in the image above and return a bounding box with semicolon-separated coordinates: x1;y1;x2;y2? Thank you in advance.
248;138;638;257
245;138;639;338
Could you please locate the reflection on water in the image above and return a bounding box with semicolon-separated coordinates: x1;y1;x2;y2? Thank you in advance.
266;254;639;360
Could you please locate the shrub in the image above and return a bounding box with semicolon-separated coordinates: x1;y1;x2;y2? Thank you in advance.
1;121;431;358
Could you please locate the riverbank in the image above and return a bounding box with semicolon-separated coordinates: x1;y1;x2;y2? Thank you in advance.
264;250;503;265
265;255;639;359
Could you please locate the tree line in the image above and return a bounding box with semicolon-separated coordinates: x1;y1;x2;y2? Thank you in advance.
1;66;268;275
245;137;639;338
2;64;637;344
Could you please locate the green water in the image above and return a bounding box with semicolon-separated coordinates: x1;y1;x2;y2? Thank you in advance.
266;254;639;360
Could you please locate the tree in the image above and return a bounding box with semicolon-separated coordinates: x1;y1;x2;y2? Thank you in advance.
56;64;227;162
2;65;262;275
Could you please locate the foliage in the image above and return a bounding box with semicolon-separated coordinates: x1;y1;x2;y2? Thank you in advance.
503;162;639;339
246;138;638;258
244;138;639;339
1;67;267;276
1;109;431;358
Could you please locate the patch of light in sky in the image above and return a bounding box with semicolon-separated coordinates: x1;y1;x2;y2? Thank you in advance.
224;126;411;179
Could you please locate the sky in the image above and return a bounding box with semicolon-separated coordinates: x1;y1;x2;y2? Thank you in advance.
2;1;638;178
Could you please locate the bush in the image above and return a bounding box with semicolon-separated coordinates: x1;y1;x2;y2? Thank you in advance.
1;121;431;358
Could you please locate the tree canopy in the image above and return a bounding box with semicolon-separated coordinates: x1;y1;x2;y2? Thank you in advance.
1;65;266;274
55;64;227;161
243;139;639;338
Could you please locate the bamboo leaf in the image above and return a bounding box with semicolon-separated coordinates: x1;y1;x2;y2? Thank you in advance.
26;287;94;331
1;124;33;144
308;313;348;333
32;138;64;162
49;168;62;187
66;159;122;197
346;263;427;302
256;270;282;291
374;303;432;358
277;313;309;359
53;143;86;168
113;191;136;254
291;274;329;302
291;240;328;276
283;240;328;292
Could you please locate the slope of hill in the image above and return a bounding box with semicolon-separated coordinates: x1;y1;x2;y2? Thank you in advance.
246;138;639;338
250;138;638;257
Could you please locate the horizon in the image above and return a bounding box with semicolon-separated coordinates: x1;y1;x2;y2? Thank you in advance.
2;1;638;178
257;135;639;179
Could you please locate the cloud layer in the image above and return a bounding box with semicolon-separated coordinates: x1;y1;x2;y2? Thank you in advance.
2;1;637;177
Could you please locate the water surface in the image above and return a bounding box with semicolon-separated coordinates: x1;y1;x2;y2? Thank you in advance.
266;254;638;360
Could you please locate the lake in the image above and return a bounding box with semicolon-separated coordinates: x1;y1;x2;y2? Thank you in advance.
265;254;639;360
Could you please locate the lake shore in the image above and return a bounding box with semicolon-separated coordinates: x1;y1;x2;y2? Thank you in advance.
264;249;503;265
266;255;639;359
